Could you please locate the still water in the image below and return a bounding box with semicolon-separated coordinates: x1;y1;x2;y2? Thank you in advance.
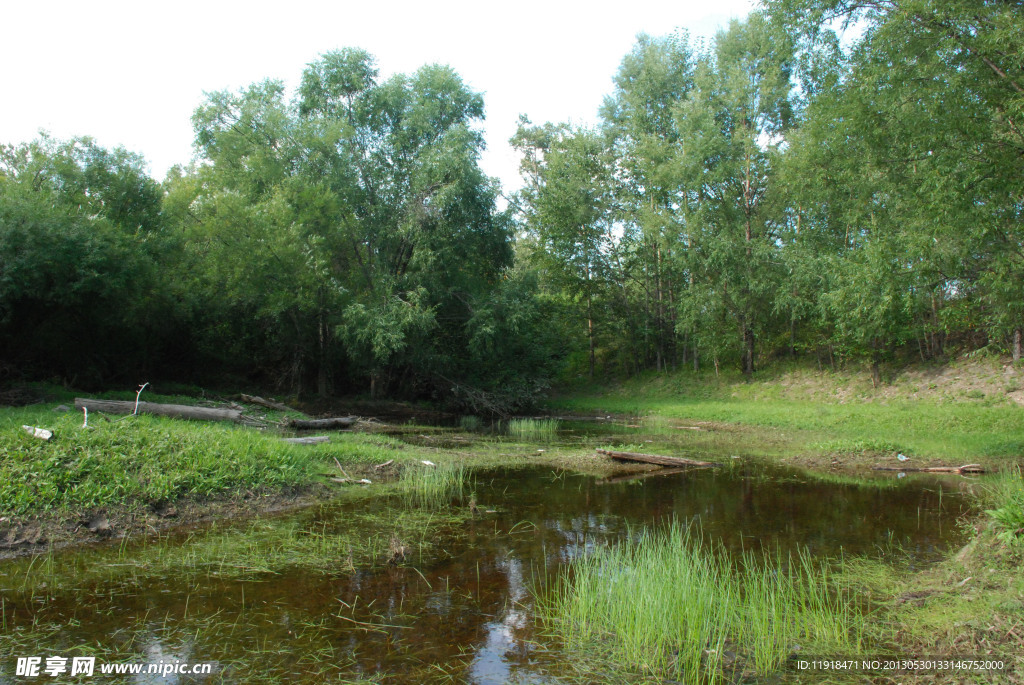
0;427;972;684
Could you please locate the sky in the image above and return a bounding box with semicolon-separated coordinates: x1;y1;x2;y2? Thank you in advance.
4;0;755;196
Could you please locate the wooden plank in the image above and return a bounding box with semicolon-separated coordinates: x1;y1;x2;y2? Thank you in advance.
599;467;706;484
596;449;720;468
872;464;985;474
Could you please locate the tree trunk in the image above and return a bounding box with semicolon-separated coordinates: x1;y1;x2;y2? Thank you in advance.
587;291;595;379
287;416;357;430
75;398;244;423
1014;327;1022;364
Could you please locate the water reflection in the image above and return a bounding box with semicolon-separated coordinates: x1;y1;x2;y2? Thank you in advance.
0;461;972;683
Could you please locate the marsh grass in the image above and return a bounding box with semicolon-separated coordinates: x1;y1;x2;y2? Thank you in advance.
984;466;1024;545
508;418;559;441
458;415;483;431
539;522;862;682
398;462;471;508
3;503;471;597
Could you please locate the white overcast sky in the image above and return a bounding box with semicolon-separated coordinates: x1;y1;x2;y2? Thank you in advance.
4;0;755;195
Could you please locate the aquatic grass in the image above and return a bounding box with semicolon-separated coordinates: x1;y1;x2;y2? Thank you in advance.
984;466;1024;545
508;418;559;441
458;415;483;431
539;521;863;682
398;462;471;508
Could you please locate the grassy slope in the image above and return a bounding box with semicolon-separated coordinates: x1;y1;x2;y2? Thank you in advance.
552;358;1024;466
0;391;434;526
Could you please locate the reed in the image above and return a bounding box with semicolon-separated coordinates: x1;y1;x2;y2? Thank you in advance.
399;462;470;508
508;418;559;441
540;521;862;682
458;415;483;431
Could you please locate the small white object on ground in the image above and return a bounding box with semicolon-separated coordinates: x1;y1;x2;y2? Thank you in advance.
421;460;436;467
358;478;371;484
22;425;53;441
897;453;908;461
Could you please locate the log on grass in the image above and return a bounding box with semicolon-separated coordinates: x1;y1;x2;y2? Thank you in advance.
240;394;306;416
872;464;985;475
596;449;720;468
75;398;243;423
287;416;357;430
281;435;330;445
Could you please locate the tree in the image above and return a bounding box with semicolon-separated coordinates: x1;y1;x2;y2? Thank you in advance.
671;15;795;375
0;136;175;383
175;50;531;404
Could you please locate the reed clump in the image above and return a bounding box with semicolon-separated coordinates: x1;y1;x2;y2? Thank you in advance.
508;418;559;441
398;462;470;508
540;521;862;682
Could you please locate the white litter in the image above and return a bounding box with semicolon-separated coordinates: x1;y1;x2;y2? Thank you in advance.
22;425;53;441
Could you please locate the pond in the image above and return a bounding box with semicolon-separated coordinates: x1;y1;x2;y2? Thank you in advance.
0;422;974;684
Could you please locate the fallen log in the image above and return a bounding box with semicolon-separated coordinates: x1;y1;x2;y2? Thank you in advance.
288;416;357;430
241;394;305;416
599;466;702;484
75;398;243;423
596;449;720;468
872;464;985;475
281;435;330;445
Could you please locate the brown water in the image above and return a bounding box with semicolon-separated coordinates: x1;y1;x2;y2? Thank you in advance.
0;436;973;684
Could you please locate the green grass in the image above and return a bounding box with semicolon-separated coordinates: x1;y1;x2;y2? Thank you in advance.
552;369;1024;463
984;466;1024;545
398;461;471;508
508;418;559;441
539;521;863;683
0;404;407;518
458;415;483;431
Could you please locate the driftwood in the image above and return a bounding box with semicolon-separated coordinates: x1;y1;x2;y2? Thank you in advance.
241;394;305;416
599;467;699;484
75;398;245;423
287;416;357;430
596;448;720;468
872;464;985;475
281;435;330;445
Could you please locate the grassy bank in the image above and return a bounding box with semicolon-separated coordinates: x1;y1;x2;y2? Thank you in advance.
552;359;1024;467
0;392;475;552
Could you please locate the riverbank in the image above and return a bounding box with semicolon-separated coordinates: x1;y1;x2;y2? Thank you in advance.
0;391;455;555
548;358;1024;682
551;357;1024;471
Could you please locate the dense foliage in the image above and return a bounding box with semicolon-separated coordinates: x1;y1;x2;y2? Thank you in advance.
2;6;1021;402
515;1;1022;380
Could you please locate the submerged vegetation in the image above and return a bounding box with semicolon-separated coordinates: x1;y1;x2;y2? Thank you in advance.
540;522;863;682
